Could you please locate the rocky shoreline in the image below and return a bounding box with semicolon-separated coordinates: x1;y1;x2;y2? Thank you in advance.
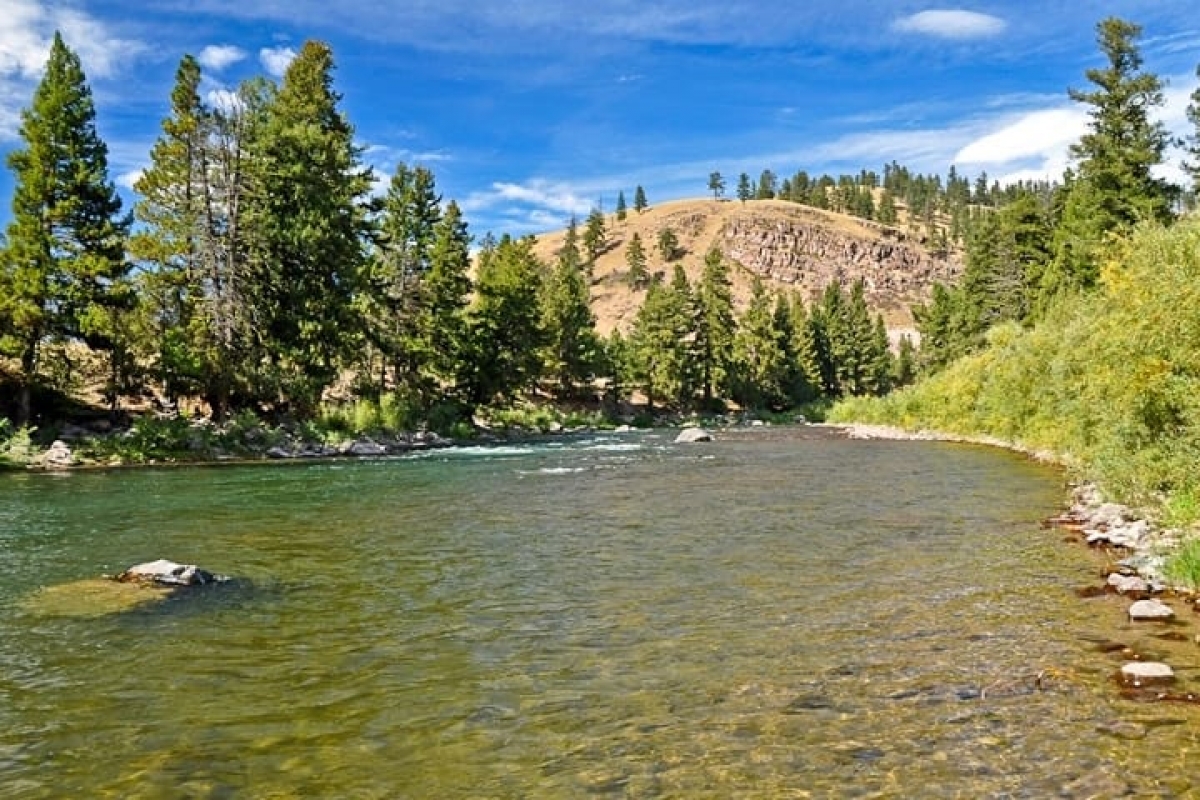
835;422;1200;703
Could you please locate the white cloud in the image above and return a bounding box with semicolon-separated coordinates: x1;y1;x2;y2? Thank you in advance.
461;178;599;233
0;0;145;140
954;108;1086;166
206;88;245;113
892;10;1008;40
198;44;247;72
259;46;296;78
116;169;143;191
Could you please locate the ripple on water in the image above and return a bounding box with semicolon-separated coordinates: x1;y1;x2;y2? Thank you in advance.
1;428;1198;797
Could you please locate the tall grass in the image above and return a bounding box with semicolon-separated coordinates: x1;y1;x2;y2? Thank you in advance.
831;216;1200;520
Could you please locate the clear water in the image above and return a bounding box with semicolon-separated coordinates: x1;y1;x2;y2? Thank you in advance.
2;426;1198;798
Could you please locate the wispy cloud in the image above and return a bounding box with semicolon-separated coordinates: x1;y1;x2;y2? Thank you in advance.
198;44;246;72
892;10;1008;40
259;46;296;78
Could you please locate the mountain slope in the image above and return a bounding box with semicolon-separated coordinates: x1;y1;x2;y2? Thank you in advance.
529;197;963;336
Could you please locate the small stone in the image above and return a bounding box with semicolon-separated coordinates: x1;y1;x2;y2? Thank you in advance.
1129;598;1175;621
1107;573;1149;594
1120;661;1175;684
266;446;294;459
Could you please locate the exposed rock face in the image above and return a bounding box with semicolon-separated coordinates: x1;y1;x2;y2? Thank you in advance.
718;208;961;312
42;440;77;469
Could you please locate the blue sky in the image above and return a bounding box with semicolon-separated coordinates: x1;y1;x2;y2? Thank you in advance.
1;1;1198;238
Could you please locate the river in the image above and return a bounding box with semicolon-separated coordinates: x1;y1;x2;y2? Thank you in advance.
1;426;1197;798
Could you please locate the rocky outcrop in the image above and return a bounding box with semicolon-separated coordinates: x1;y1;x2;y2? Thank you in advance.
718;208;961;311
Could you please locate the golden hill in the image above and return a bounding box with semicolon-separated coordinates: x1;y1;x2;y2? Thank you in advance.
529;197;962;338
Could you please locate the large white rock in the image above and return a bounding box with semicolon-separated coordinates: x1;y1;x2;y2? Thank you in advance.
1128;598;1175;621
675;427;714;444
116;559;224;586
1120;661;1175;683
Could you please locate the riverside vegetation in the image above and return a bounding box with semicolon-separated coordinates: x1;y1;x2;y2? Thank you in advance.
834;19;1200;588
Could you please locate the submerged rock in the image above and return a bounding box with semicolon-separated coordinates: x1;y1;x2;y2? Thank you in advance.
675;427;714;444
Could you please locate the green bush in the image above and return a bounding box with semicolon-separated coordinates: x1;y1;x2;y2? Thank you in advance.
1165;537;1200;591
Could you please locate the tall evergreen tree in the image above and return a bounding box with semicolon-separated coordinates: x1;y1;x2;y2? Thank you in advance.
625;231;648;288
615;190;628;222
1185;63;1200;197
756;169;777;200
244;40;374;413
582;208;607;265
541;228;600;395
628;265;696;410
419;201;473;395
737;172;753;203
364;162;442;395
657;227;680;261
0;33;131;424
696;248;735;405
465;235;546;404
731;278;789;409
1044;17;1173;298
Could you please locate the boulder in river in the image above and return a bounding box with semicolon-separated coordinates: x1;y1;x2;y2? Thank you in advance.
115;559;227;587
41;440;77;469
675;427;714;444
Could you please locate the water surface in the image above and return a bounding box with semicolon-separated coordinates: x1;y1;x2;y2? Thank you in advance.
2;427;1197;798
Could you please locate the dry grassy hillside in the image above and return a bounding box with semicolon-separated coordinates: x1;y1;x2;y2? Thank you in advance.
529;197;962;337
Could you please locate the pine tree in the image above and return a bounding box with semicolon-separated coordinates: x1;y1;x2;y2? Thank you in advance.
625;231;648;288
615;190;628;222
756;170;777;200
1;33;131;424
634;185;648;213
1185;64;1200;197
465;235;546;404
1044;17;1174;297
628;265;696;409
244;40;374;414
582;208;607;265
657;227;680;261
737;173;752;203
541;228;600;396
364;162;442;395
731;278;789;409
419;200;473;395
708;171;726;199
696;248;735;406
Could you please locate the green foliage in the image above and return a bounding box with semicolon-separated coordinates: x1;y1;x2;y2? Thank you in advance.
615;191;627;222
624;232;648;288
1047;18;1174;297
707;171;725;199
833;216;1200;512
656;227;680;261
582;208;607;263
0;422;37;467
633;185;648;213
1;32;131;425
1165;537;1200;591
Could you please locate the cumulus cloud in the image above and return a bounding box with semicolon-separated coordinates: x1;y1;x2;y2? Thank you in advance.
198;44;246;72
893;9;1007;40
0;0;146;140
259;46;296;78
461;179;599;233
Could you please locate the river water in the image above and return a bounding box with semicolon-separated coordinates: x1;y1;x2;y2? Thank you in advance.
1;426;1198;798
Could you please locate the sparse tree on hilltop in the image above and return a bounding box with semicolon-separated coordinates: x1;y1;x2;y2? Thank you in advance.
625;231;648;288
634;185;648;213
708;171;726;199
